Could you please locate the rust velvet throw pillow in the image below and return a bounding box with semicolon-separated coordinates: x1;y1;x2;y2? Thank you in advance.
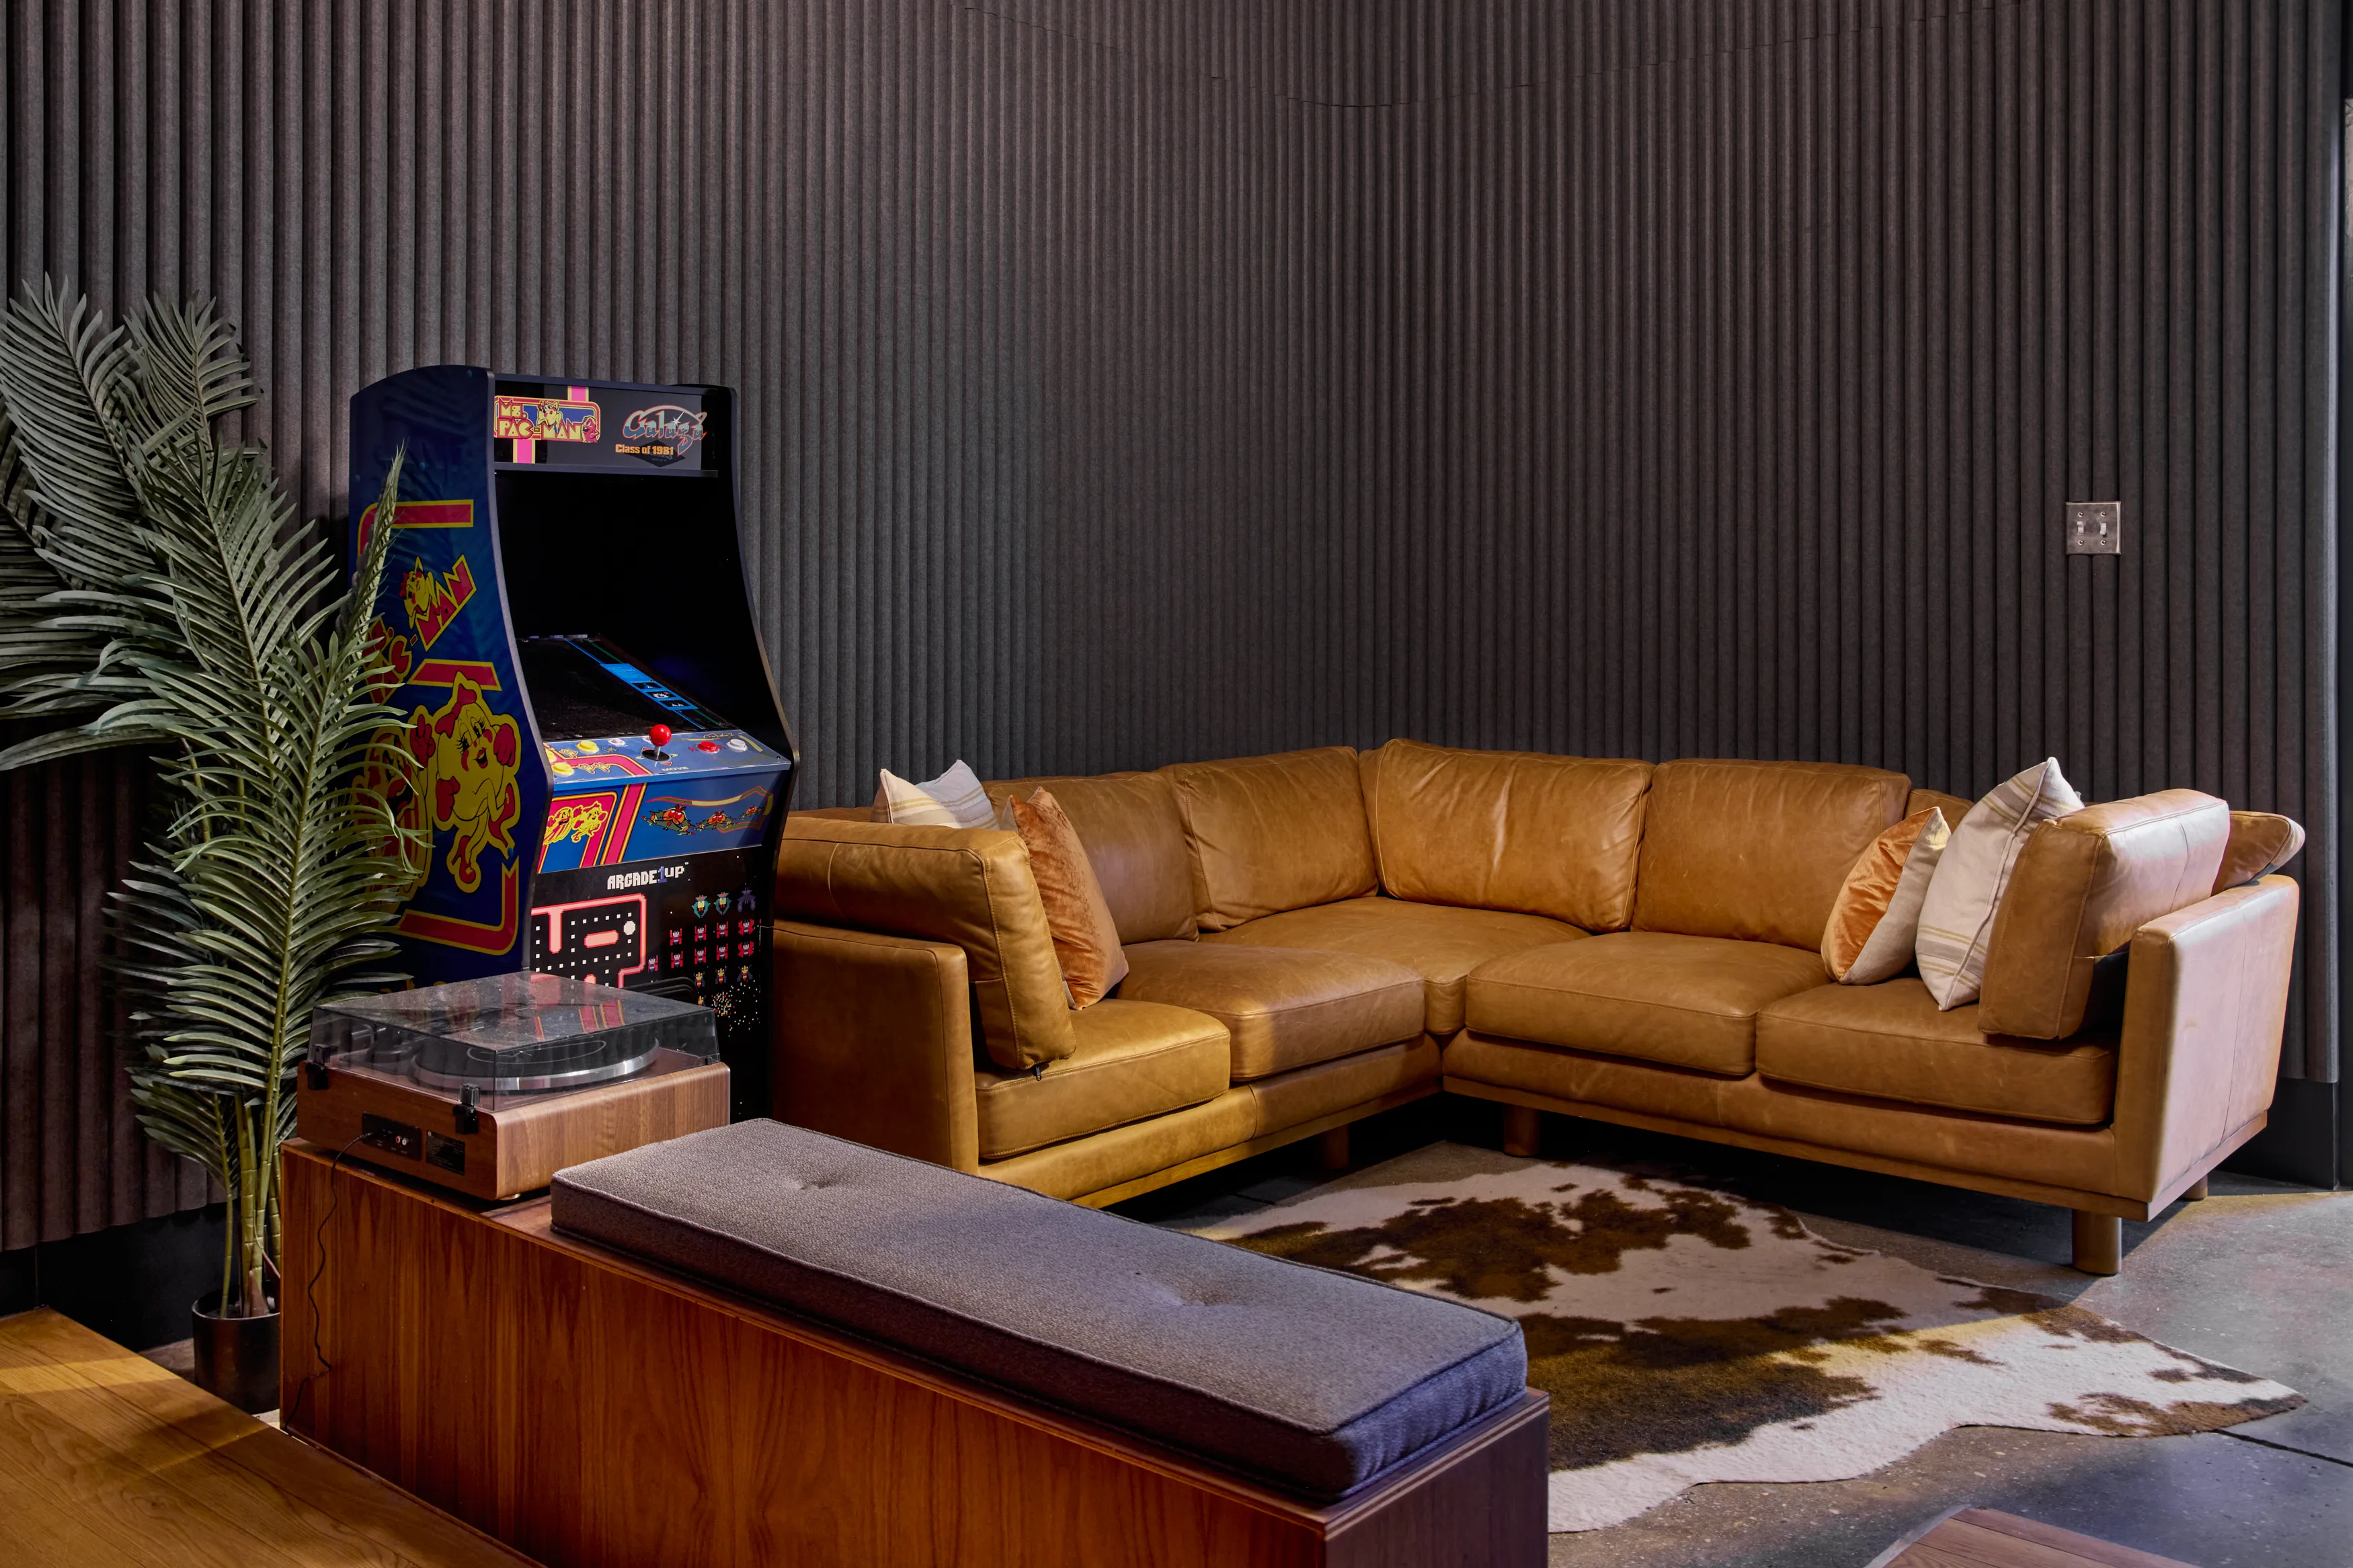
1011;788;1130;1007
1822;807;1950;984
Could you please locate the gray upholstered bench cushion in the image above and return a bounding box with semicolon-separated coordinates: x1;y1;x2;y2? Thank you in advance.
551;1120;1526;1499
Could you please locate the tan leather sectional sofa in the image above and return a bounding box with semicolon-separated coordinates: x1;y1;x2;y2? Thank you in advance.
770;741;2303;1273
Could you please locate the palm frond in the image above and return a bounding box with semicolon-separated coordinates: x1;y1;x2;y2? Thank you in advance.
0;281;424;1315
0;287;145;720
0;280;146;579
122;295;260;460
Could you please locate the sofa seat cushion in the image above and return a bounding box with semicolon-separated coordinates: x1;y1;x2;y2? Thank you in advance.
1248;1035;1443;1137
987;1041;1443;1202
1203;896;1589;1035
973;1000;1230;1158
1756;979;2117;1126
554;1121;1528;1501
1119;940;1424;1081
1465;932;1829;1075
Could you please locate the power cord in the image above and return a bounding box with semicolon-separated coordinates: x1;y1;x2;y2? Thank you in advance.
280;1136;361;1430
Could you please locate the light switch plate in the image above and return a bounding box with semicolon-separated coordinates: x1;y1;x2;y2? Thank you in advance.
2067;501;2122;555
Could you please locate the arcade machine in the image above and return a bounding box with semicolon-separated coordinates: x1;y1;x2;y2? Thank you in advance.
348;366;797;1118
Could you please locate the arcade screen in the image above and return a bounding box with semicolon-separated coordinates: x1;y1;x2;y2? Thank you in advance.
516;634;729;742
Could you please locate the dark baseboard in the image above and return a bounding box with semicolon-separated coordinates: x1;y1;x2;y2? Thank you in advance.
2225;1077;2340;1190
0;1205;228;1351
0;1243;33;1318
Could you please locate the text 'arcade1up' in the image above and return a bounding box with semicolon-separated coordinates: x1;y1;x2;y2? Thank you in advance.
350;367;797;1118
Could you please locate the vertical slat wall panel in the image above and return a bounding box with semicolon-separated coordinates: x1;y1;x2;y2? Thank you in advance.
0;749;196;1249
0;0;2340;1247
0;0;1337;1244
1355;0;2340;1080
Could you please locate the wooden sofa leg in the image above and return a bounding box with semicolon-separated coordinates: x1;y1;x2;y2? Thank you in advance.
1501;1106;1542;1159
1316;1126;1350;1171
2183;1175;2211;1201
2071;1210;2122;1276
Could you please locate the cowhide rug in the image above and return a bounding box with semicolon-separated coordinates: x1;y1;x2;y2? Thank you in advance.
1194;1145;2302;1532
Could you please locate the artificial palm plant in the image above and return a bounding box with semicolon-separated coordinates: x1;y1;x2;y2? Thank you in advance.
0;280;420;1320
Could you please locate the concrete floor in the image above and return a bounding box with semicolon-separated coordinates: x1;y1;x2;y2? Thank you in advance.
1116;1099;2353;1568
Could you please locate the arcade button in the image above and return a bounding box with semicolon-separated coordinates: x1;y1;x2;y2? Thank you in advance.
725;737;748;751
577;739;600;753
696;739;720;753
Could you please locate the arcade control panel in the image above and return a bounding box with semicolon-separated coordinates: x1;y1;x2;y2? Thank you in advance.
529;850;766;1034
517;636;787;1068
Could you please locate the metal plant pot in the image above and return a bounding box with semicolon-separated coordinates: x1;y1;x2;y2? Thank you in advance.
191;1292;280;1414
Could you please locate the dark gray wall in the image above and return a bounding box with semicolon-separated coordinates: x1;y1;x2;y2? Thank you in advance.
1;0;2342;1247
1312;0;2345;1091
1;0;1358;1245
0;747;202;1251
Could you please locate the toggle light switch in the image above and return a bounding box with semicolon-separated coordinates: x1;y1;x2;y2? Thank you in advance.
2066;501;2122;556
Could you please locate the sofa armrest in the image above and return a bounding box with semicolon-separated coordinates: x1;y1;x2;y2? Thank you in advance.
2112;874;2299;1202
772;919;980;1171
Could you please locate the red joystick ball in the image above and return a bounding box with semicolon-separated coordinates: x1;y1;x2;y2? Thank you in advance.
648;724;672;749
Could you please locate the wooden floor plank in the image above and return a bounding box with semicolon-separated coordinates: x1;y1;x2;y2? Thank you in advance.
1897;1522;2099;1568
1884;1507;2200;1568
1954;1511;2198;1568
0;1449;162;1568
0;1313;442;1568
0;1311;481;1568
0;1309;532;1568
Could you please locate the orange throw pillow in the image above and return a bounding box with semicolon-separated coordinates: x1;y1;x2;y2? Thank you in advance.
1010;788;1130;1007
1822;807;1949;983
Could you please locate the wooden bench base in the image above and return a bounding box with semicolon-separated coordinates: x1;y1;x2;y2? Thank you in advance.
280;1143;1548;1567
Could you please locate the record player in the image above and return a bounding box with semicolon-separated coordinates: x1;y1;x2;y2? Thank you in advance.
296;972;729;1200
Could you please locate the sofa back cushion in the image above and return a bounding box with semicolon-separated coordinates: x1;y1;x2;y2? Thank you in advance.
1164;748;1378;932
986;772;1196;943
1977;790;2232;1040
2213;810;2305;892
774;817;1077;1071
1368;739;1651;931
1909;787;1976;825
1632;759;1911;950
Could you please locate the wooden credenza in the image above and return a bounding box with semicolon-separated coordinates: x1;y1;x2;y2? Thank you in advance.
279;1142;1548;1568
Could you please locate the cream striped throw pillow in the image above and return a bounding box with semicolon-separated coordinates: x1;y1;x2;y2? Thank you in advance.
872;759;996;827
1914;758;2082;1009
